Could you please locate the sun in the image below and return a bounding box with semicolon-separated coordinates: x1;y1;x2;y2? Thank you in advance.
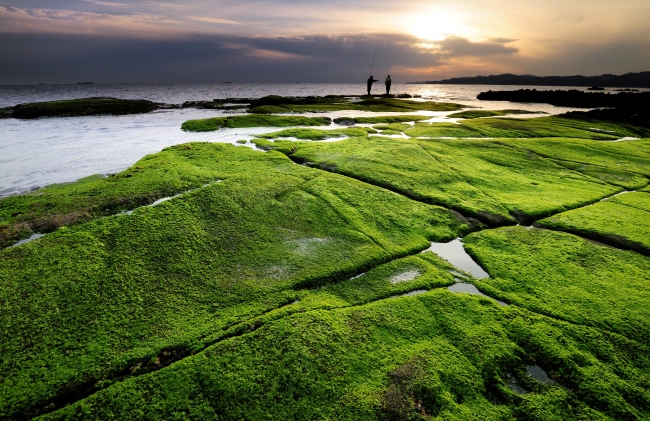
405;10;474;41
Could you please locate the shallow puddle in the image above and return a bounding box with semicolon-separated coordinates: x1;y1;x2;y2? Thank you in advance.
8;233;45;248
526;365;555;384
506;374;527;395
389;270;421;284
423;238;489;279
448;282;507;306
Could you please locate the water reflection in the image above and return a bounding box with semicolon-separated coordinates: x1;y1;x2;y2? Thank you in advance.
423;238;489;279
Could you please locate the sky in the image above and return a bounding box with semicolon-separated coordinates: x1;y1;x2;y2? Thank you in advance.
0;0;648;84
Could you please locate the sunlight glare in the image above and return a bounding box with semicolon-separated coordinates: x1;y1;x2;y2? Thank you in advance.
406;10;473;41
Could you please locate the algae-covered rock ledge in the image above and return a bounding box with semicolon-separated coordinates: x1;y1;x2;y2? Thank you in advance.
2;93;650;420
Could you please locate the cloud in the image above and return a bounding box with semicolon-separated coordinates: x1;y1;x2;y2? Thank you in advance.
79;0;128;7
186;16;242;25
0;31;524;84
0;6;186;37
0;28;647;86
435;36;519;56
145;1;187;8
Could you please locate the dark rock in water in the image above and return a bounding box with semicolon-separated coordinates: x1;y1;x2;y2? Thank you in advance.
564;105;650;130
0;107;13;118
477;89;650;129
333;117;357;126
181;100;223;109
587;86;605;90
11;97;159;119
477;89;650;108
396;94;413;98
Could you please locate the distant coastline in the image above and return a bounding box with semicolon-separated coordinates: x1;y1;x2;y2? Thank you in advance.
407;71;650;88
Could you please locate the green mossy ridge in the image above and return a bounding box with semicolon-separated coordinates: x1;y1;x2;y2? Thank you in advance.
334;115;432;124
248;96;464;114
246;105;292;114
39;287;650;420
497;138;650;177
258;127;375;141
0;143;291;248
418;139;620;223
180;115;331;132
0;107;12;118
463;226;650;344
535;192;650;255
372;123;412;134
270;136;513;225
351;98;463;112
11;98;158;119
448;110;545;119
0;144;469;418
549;159;648;190
405;116;647;139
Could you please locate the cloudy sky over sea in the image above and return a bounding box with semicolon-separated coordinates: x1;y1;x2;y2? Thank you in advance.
1;0;648;84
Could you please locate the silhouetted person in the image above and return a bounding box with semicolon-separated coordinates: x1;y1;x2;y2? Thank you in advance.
385;75;392;95
367;75;379;96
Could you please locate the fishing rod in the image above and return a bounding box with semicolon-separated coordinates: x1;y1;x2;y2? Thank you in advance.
369;41;379;77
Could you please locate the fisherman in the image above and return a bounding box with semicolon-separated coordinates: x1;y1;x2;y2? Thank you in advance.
385;75;392;95
367;75;379;96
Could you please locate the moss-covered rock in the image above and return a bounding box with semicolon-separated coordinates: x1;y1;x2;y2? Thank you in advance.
448;109;544;119
181;115;332;132
535;192;650;255
10;97;159;119
406;116;646;139
0;143;470;418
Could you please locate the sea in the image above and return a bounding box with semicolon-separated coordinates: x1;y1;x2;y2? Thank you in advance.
0;83;634;197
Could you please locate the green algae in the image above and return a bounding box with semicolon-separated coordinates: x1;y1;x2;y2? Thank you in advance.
273;136;513;225
247;96;464;114
497;138;650;177
3;110;650;420
334;115;432;125
548;160;648;189
418;139;620;223
247;105;293;114
448;110;545;119
181;115;331;132
405;116;646;139
258;127;374;141
11;97;158;119
36;284;650;420
0;107;12;118
536;192;650;255
463;226;650;343
0;143;295;248
353;98;463;112
0;144;469;419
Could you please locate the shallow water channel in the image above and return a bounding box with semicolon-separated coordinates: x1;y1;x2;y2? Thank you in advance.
423;238;489;279
422;238;508;306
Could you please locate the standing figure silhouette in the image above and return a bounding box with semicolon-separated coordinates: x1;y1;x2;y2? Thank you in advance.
385;75;392;95
367;75;379;96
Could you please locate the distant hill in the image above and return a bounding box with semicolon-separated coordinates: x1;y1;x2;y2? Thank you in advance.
407;72;650;88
